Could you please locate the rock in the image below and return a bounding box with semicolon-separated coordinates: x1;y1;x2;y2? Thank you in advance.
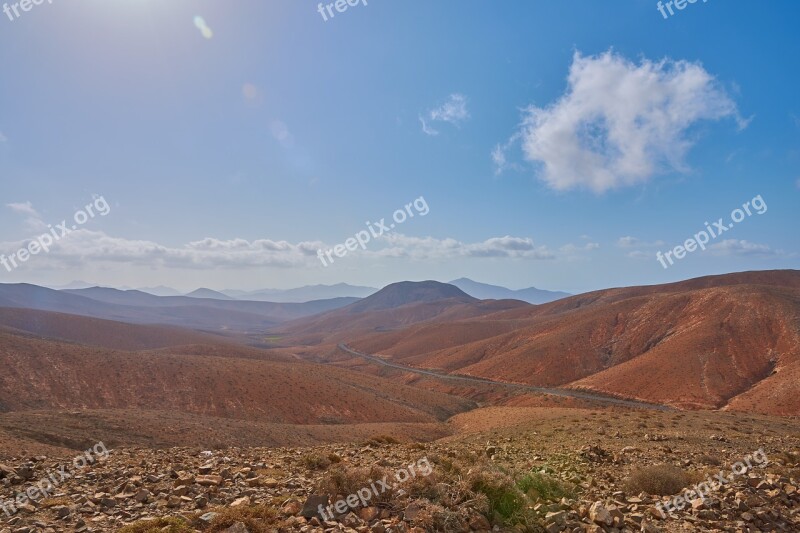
134;489;151;503
545;510;567;525
231;496;250;507
197;511;217;525
223;522;249;533
283;498;303;515
589;501;613;526
195;475;223;486
300;494;329;518
359;506;380;522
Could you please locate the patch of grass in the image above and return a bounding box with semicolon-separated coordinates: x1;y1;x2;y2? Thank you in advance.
468;469;529;525
625;464;689;496
517;472;576;502
40;496;72;507
207;504;279;532
118;517;194;533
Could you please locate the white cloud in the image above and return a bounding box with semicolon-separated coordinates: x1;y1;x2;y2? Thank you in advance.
0;230;322;270
617;236;665;248
0;230;576;271
494;50;748;193
559;242;600;254
376;234;554;260
0;131;7;142
6;201;47;232
419;117;439;136
709;239;785;257
626;250;652;260
6;201;40;218
420;93;469;136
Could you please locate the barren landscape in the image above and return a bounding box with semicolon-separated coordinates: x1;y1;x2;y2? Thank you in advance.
0;271;797;532
1;2;798;531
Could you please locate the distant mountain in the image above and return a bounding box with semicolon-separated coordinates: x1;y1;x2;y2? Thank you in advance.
46;280;97;290
138;286;183;297
448;278;570;304
185;288;236;300
0;284;357;333
276;280;527;344
222;283;377;303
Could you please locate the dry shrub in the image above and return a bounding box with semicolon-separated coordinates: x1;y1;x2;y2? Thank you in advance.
207;504;279;532
39;496;72;508
625;464;689;496
368;435;400;446
409;501;465;533
118;517;194;533
301;452;331;470
697;454;722;466
317;463;393;504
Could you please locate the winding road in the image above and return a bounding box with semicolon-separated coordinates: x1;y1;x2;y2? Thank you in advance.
338;343;675;412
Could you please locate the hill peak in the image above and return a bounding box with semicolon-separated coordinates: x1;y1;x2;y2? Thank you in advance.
346;280;476;313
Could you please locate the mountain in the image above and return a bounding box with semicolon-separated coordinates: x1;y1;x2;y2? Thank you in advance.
138;285;183;297
185;288;236;300
222;283;377;303
448;278;571;304
343;270;800;416
277;280;527;344
0;284;357;333
45;280;97;290
346;281;475;313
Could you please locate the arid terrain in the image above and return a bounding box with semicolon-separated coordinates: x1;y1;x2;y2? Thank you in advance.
0;270;797;532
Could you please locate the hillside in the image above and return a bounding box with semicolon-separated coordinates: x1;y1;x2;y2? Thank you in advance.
343;271;800;416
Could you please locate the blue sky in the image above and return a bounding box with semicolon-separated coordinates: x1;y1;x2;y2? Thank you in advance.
0;0;797;294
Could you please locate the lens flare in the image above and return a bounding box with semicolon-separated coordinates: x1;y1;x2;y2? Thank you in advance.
193;16;213;39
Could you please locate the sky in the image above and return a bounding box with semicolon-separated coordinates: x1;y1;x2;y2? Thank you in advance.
0;0;798;294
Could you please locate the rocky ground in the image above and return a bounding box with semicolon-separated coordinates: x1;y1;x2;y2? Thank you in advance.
0;409;798;532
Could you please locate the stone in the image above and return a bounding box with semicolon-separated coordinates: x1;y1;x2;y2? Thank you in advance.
195;475;223;486
223;522;249;533
589;501;613;526
300;494;329;519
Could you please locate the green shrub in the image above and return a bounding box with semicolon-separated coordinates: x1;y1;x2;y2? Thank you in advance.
517;472;576;502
